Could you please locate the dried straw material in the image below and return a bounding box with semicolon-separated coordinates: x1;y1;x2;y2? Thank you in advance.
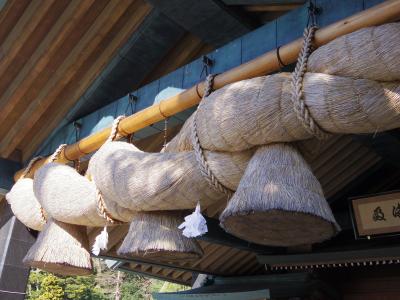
88;141;252;211
169;73;400;152
23;219;92;276
33;163;133;226
308;23;400;81
118;211;203;261
6;178;47;231
165;113;194;152
220;143;339;246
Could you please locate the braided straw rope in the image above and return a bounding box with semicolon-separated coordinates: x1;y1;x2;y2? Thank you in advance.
107;115;125;143
291;26;330;140
21;156;47;224
96;116;125;225
21;156;43;179
39;144;68;223
49;144;67;162
192;75;234;198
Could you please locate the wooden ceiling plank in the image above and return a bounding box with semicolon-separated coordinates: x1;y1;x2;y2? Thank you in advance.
162;244;215;278
169;244;219;279
207;248;242;272
314;144;369;180
311;137;355;175
0;0;126;155
0;0;65;101
229;254;259;274
0;0;101;134
19;0;152;159
318;147;375;189
181;270;194;282
237;259;262;275
124;264;190;285
324;155;381;198
218;250;252;274
198;246;235;271
0;0;31;46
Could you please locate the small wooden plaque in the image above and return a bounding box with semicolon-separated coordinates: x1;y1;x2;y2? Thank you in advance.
350;191;400;239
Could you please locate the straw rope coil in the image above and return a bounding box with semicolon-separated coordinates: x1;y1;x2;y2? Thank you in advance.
192;74;234;198
95;116;126;226
88;141;244;211
6;156;47;231
308;23;400;81
34;137;132;227
166;23;400;152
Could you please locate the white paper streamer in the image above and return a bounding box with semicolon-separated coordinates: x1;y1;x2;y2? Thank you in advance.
178;203;208;238
92;226;108;256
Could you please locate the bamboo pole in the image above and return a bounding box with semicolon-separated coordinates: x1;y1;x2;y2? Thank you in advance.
14;0;400;181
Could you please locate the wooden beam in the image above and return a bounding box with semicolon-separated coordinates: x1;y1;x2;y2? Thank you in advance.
14;0;400;179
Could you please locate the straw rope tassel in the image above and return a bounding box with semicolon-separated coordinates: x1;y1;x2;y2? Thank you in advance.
92;116;125;256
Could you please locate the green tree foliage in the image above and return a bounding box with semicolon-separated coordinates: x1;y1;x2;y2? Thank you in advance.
26;259;188;299
26;269;106;300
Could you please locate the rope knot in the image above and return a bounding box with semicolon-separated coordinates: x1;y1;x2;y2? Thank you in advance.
291;26;330;140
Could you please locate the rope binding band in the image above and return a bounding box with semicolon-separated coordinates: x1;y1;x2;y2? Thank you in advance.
95;116;126;225
191;74;234;198
21;156;47;224
290;26;330;140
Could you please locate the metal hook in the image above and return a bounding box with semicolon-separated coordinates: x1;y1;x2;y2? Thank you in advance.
200;55;214;79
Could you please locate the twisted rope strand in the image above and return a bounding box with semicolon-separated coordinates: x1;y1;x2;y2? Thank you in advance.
49;144;67;162
192;75;234;198
107;115;125;143
21;156;43;179
36;144;68;224
96;188;123;225
291;26;330;140
96;115;126;224
21;156;47;224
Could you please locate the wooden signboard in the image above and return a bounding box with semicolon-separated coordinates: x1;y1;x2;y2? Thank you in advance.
350;191;400;239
